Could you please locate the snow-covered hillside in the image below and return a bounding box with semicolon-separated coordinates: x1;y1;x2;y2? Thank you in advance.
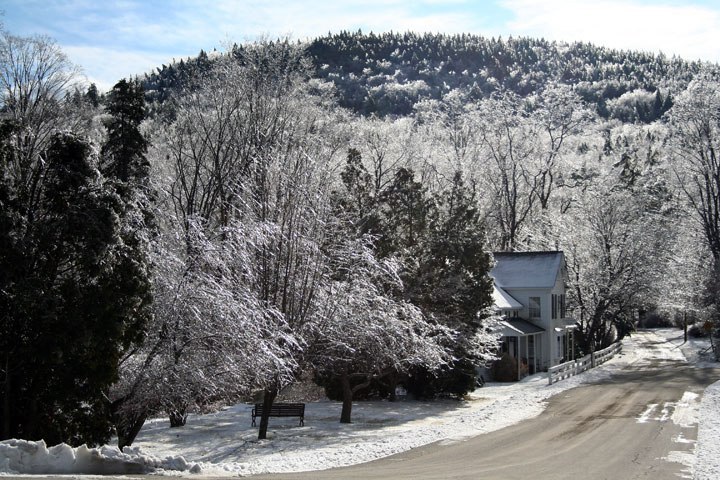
1;329;718;478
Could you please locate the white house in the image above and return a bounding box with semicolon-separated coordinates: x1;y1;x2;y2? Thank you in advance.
490;251;576;379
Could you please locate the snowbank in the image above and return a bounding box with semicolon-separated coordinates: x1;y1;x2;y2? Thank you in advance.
0;438;199;475
696;380;720;480
649;328;720;480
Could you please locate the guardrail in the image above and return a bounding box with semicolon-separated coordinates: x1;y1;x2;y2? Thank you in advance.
548;341;623;385
593;341;622;367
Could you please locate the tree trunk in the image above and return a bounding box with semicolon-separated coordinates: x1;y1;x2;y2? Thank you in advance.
2;357;10;439
340;374;354;424
258;388;277;440
117;412;148;450
111;398;148;450
168;407;188;427
339;373;373;423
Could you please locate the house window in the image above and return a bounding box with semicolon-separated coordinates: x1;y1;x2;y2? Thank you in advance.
529;297;541;318
552;294;567;319
501;337;517;358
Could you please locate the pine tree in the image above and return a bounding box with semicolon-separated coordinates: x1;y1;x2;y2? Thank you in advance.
101;79;149;184
85;83;100;108
378;167;431;256
99;78;156;447
339;148;379;236
419;172;493;328
0;130;150;446
404;172;495;398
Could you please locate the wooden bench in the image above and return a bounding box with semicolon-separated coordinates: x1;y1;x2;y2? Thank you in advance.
251;403;305;427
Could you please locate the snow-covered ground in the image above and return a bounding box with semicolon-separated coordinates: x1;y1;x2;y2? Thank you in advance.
650;328;720;480
1;328;718;478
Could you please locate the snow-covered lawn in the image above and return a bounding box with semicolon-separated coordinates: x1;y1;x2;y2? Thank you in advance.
1;328;718;478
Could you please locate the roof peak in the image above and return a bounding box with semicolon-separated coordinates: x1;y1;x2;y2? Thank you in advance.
491;251;566;289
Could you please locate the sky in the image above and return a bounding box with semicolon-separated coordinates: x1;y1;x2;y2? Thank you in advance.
2;0;720;91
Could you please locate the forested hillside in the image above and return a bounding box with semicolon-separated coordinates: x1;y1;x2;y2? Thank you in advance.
2;27;719;450
146;31;696;120
307;31;692;118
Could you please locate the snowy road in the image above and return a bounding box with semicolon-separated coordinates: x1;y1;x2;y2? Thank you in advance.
254;332;720;480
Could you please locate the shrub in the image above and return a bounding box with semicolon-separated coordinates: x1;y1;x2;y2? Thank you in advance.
491;354;518;382
313;372;391;401
642;312;673;328
405;358;477;399
688;323;709;338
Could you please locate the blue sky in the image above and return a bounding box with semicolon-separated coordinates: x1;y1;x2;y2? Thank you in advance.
3;0;719;90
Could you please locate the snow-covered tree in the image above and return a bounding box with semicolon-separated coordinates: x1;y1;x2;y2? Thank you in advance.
667;69;720;262
336;154;497;396
0;29;81;172
666;68;720;331
128;40;350;442
476;90;539;251
529;83;594;211
110;218;301;447
308;238;452;423
560;127;673;351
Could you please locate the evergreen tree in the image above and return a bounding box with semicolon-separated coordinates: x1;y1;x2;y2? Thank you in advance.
85;83;100;108
404;172;495;398
0;130;150;446
340;166;495;397
340;148;374;218
339;148;380;236
101;78;149;184
378;167;431;256
99;78;156;446
417;172;493;328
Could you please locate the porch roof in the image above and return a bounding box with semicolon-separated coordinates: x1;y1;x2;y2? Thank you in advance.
498;318;545;337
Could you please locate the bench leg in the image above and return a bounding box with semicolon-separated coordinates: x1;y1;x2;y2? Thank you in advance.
251;416;256;427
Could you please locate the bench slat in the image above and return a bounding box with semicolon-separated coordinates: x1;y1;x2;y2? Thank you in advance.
251;402;305;427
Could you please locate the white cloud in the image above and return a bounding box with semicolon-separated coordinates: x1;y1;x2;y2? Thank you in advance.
499;0;720;62
63;46;181;91
196;0;483;41
19;0;719;89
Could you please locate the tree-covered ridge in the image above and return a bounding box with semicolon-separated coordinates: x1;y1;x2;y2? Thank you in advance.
306;31;699;117
142;31;703;120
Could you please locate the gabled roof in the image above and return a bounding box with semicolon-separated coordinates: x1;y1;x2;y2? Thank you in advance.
492;285;523;310
491;251;565;289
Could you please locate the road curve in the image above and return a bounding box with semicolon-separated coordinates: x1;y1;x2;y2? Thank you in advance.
256;335;719;480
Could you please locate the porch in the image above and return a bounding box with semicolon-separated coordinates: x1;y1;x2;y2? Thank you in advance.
498;318;545;379
554;321;578;365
